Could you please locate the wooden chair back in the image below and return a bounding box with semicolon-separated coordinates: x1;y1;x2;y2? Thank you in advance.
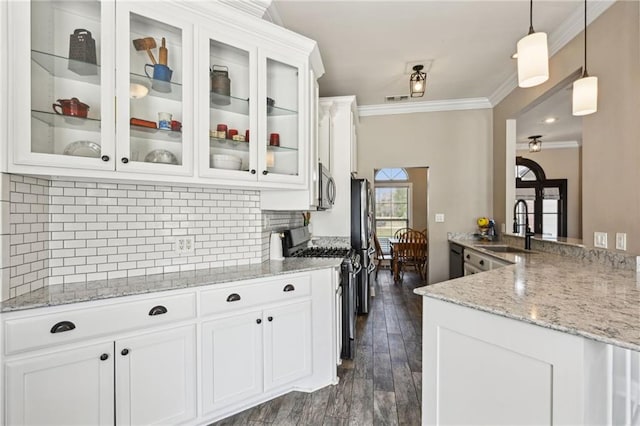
393;227;412;238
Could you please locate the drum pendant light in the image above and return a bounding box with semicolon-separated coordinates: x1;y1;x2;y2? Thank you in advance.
572;0;598;116
517;0;549;88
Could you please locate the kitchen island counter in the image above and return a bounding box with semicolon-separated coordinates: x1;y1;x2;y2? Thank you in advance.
415;239;640;351
1;258;343;312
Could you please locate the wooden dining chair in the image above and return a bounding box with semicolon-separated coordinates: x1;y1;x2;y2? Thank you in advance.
396;230;428;281
373;233;392;278
393;227;412;238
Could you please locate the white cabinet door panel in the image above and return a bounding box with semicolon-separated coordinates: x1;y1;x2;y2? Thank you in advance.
115;325;197;426
264;301;312;390
6;341;114;426
201;311;264;414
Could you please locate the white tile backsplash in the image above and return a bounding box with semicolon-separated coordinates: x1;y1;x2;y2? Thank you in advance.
0;173;306;301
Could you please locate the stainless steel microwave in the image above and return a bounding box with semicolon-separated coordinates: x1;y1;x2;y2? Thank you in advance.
317;163;335;210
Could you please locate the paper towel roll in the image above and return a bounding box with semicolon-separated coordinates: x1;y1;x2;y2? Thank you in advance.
270;232;284;261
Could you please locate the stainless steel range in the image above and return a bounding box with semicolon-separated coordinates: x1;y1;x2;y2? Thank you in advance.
281;227;360;360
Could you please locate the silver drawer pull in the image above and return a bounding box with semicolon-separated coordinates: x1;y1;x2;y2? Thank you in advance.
50;321;76;334
227;293;241;302
148;305;168;316
283;284;295;292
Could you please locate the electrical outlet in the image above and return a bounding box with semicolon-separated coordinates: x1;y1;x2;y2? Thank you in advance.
594;232;608;249
616;233;627;251
175;236;194;255
435;213;445;223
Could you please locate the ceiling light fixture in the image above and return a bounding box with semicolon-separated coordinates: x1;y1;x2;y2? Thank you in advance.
517;0;549;88
409;65;426;98
528;135;542;152
572;0;598;116
544;117;556;124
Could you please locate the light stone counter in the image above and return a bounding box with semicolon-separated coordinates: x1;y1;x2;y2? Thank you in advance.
1;258;343;313
415;239;640;351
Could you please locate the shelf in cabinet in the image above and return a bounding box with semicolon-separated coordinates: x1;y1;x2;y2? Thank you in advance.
130;73;183;102
130;125;182;142
32;110;101;132
210;93;298;117
209;137;298;153
31;50;100;84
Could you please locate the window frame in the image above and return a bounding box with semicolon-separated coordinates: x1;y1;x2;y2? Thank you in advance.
373;181;414;238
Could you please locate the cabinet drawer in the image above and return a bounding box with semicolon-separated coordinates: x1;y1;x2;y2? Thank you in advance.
200;274;310;317
4;293;196;355
464;250;491;271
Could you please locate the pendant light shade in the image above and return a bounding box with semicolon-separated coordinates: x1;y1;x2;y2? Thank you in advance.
517;0;549;88
572;0;598;116
573;75;598;116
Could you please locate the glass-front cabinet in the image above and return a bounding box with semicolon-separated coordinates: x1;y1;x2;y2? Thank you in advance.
115;3;193;175
11;0;115;170
8;1;316;188
199;31;306;185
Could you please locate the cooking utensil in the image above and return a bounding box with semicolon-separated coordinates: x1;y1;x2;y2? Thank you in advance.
68;29;97;75
130;117;157;129
132;37;157;65
159;37;168;65
210;65;231;105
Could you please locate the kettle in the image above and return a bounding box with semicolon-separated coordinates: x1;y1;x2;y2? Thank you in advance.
210;65;231;105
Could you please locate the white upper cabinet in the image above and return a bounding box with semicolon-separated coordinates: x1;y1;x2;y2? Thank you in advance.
9;0;116;171
198;29;308;187
114;2;195;176
5;0;322;190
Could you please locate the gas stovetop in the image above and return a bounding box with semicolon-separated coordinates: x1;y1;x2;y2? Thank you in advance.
290;247;350;258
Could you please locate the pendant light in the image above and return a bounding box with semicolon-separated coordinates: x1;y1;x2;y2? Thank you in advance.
528;135;542;152
572;0;598;116
409;65;426;97
517;0;549;88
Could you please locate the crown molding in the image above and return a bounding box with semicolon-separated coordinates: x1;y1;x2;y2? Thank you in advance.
358;97;492;117
516;140;581;151
218;0;272;18
488;0;617;107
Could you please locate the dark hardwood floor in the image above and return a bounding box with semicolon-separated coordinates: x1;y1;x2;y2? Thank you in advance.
213;268;424;425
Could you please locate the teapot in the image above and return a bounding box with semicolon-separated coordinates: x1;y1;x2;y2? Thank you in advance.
52;98;90;118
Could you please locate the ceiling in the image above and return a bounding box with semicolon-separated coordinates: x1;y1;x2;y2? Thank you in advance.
267;0;586;106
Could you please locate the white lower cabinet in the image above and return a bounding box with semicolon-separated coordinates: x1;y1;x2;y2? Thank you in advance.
201;310;264;413
264;301;312;390
115;326;197;426
6;341;115;426
5;326;197;426
201;300;312;416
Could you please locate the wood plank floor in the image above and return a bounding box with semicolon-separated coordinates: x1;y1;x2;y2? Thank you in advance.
212;268;424;425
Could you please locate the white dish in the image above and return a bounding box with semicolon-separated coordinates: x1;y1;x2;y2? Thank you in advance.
63;141;101;158
211;154;242;170
144;149;178;165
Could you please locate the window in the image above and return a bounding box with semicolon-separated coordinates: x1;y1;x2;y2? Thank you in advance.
515;157;567;238
374;168;412;252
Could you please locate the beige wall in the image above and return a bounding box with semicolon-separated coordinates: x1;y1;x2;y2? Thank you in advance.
494;1;640;254
407;167;428;232
359;109;493;284
516;147;582;238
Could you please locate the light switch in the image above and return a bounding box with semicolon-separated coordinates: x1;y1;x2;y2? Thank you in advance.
594;232;608;249
435;213;445;223
616;233;627;251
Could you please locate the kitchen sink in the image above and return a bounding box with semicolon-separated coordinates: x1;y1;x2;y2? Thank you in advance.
475;245;530;254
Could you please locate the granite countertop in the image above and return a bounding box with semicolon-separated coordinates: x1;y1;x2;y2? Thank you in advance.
1;258;343;313
415;239;640;351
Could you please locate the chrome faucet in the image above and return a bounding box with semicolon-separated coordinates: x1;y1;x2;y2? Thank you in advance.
513;199;534;250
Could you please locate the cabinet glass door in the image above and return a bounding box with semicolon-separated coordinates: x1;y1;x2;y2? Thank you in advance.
116;4;193;175
259;51;305;184
14;0;115;170
200;32;257;180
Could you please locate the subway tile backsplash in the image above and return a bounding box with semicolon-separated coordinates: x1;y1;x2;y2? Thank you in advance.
0;173;302;300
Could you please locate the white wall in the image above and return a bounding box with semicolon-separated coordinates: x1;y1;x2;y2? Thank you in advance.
358;109;493;284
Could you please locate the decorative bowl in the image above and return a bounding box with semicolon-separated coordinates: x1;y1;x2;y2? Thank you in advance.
144;149;178;165
211;154;242;170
